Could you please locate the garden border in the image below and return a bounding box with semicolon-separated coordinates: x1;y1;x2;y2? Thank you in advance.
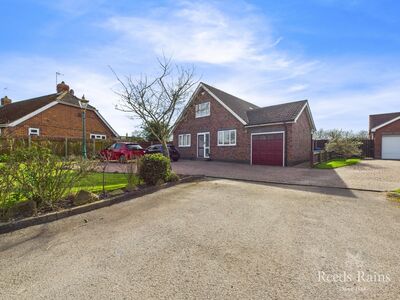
0;175;205;235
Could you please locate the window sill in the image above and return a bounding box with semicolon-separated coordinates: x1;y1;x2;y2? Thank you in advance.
217;144;236;147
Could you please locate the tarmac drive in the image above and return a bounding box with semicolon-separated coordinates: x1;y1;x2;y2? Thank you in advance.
1;179;399;299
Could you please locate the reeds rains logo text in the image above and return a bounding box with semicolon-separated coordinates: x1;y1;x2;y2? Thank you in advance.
318;271;391;283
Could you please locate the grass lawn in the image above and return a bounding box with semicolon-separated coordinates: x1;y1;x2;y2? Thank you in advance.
315;158;361;169
72;172;140;194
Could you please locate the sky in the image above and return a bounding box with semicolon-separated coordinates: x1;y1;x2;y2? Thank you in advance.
0;0;399;135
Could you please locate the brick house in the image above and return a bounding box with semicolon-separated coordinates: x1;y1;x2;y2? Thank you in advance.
369;112;400;159
173;83;316;166
0;82;118;139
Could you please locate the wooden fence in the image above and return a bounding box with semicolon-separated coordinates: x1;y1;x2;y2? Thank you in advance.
0;137;114;159
311;150;335;166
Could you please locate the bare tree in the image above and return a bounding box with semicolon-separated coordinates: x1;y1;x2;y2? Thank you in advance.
112;58;197;157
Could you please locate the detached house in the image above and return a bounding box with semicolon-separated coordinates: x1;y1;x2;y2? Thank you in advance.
0;81;118;139
173;82;316;166
369;112;400;159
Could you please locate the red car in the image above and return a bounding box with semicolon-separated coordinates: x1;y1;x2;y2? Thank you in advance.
100;142;145;162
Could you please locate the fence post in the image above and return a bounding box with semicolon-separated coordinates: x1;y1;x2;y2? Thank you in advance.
28;135;31;148
93;138;96;158
65;137;68;158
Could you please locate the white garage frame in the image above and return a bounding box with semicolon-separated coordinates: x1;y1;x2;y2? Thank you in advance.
250;131;285;167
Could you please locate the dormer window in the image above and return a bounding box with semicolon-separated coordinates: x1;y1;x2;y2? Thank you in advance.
195;102;210;118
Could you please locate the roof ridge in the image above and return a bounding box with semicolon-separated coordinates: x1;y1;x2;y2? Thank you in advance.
249;99;308;112
0;93;59;107
370;111;400;116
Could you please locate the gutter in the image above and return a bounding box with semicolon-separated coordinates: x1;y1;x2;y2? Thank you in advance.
245;121;295;128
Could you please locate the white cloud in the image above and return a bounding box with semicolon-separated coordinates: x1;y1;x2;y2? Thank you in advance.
105;1;283;66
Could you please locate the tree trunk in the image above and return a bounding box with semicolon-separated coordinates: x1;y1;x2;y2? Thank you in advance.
161;139;170;158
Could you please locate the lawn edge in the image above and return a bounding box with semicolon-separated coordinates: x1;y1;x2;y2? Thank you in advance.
0;175;205;235
314;158;361;169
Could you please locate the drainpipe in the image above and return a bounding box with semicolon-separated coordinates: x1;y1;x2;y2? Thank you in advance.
284;123;288;167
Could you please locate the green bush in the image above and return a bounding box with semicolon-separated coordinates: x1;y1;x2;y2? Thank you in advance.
4;145;92;209
166;171;179;182
0;164;24;220
0;154;9;163
138;154;171;185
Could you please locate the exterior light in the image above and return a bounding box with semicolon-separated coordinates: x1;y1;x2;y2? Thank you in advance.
79;95;89;110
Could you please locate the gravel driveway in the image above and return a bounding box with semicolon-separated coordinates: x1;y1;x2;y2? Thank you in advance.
172;159;400;191
1;180;399;299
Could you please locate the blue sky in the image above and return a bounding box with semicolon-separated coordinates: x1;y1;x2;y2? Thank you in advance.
1;0;399;135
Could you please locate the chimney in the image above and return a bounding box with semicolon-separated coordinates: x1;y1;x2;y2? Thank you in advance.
56;81;70;93
1;96;12;106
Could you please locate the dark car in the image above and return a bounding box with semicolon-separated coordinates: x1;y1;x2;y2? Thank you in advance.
145;144;180;161
100;142;145;163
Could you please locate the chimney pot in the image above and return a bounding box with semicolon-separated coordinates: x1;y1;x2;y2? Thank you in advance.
56;81;70;93
1;95;12;106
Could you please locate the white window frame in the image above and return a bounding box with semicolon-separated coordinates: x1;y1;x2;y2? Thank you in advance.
178;134;191;147
195;102;210;118
197;132;210;158
217;129;236;146
90;133;106;140
28;127;40;136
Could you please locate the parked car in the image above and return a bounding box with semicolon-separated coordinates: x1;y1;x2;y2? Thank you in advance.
100;142;145;163
145;144;180;161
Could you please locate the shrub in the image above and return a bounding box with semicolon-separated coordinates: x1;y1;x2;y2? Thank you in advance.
324;129;362;158
0;154;9;163
325;138;362;158
5;145;93;209
138;154;171;185
0;164;24;220
166;172;179;182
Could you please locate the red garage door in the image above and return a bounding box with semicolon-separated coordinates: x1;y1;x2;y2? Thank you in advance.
251;133;284;166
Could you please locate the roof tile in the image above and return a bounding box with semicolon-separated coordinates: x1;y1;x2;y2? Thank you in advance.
201;83;308;126
369;112;400;130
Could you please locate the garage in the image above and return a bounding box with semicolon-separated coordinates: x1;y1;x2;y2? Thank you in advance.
382;135;400;159
251;132;284;166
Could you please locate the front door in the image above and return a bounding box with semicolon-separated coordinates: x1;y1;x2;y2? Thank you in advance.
197;132;210;158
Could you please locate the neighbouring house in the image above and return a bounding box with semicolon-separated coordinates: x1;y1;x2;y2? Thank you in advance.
369;112;400;159
173;82;316;166
0;81;119;140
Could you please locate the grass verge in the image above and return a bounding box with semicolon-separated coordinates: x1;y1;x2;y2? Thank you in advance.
315;158;361;169
72;172;140;194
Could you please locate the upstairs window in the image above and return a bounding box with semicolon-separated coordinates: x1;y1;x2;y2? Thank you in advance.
28;128;40;136
195;102;210;118
218;129;236;146
178;134;191;147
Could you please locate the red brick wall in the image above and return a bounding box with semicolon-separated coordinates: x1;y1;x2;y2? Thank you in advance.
3;103;116;138
373;119;400;158
173;87;250;162
286;109;312;165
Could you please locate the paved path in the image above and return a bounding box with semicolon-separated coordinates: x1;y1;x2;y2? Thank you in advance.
1;180;399;299
172;159;400;191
